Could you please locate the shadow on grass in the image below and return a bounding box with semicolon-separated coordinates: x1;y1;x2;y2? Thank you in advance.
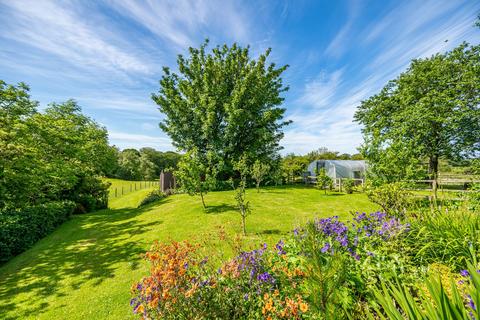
0;202;164;319
258;229;284;235
205;203;237;214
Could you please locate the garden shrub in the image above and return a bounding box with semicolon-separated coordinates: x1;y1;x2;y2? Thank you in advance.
0;201;75;261
293;212;415;317
465;183;480;211
405;209;480;270
131;240;309;319
138;190;165;207
370;262;480;319
70;176;109;213
365;182;412;217
342;178;355;194
132;207;480;318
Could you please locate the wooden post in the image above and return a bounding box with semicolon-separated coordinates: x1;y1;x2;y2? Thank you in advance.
115;188;117;197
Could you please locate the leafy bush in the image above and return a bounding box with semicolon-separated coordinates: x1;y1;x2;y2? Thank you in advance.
138;190;165;207
365;182;412;217
0;201;75;261
466;183;480;211
315;168;333;194
131;240;309;319
342;178;355;194
69;175;109;213
369;262;480;320
294;212;414;316
405;210;480;270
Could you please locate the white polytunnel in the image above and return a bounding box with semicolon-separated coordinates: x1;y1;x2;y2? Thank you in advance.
306;160;367;180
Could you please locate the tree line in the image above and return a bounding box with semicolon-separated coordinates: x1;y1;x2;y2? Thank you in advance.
110;148;181;181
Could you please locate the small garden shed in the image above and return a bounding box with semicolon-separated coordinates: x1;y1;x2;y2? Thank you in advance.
306;160;367;181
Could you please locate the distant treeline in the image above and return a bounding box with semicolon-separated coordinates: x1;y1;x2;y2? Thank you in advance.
109;148;181;181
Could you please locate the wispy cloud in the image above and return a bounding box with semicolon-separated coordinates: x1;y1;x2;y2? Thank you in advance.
325;0;361;58
109;131;174;150
284;0;480;155
0;1;152;75
110;0;251;49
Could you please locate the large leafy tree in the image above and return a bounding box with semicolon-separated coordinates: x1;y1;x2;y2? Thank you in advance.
0;82;111;210
355;42;480;199
152;41;290;180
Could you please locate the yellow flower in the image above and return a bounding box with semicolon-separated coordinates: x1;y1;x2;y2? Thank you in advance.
300;302;308;313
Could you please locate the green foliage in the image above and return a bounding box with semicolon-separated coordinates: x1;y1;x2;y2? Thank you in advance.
464;182;480;212
281;154;309;184
0;201;75;262
305;147;363;162
365;182;411;217
295;212;415;317
342;178;355;194
370;262;480;320
315;168;333;194
0;81;112;211
176;148;219;209
405;210;480;270
251;160;270;192
138;190;165;207
153;40;290;180
355;42;480;184
115;148;181;181
231;156;251;235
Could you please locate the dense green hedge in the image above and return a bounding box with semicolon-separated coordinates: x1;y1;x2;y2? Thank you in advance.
0;201;75;262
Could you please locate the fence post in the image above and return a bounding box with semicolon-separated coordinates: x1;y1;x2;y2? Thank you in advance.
122;186;124;196
115;188;117;197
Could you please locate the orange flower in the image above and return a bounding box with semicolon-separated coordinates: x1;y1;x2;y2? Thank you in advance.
299;302;308;313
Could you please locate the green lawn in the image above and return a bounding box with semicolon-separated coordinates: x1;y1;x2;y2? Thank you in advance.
0;185;378;320
104;178;158;198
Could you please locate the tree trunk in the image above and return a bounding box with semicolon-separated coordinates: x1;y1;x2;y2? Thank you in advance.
256;181;260;193
429;155;439;206
200;190;206;209
241;211;246;235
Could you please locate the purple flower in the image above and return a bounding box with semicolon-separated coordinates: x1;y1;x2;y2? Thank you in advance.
467;295;476;310
293;228;299;236
321;243;331;253
275;240;286;255
244;293;249;300
367;251;374;257
460;269;470;277
184;262;189;269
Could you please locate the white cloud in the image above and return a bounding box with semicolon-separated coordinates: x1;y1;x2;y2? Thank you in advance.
109;131;174;150
284;0;480;155
325;0;361;58
0;0;151;74
110;0;251;49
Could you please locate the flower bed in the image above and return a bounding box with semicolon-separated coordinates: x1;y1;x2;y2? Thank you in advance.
131;211;480;319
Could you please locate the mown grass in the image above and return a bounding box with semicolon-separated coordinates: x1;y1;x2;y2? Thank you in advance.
104;178;158;198
0;185;378;320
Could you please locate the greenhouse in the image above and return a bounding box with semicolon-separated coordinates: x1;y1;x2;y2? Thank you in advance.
306;160;367;182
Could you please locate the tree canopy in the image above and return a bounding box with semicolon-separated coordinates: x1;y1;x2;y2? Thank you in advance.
0;81;112;210
355;43;480;188
152;41;290;180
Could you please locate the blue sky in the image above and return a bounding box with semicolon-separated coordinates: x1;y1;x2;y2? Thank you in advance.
1;0;479;154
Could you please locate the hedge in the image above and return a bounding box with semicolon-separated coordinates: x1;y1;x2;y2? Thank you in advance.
0;201;76;262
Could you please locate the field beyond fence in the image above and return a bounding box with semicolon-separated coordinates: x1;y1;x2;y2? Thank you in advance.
104;178;159;199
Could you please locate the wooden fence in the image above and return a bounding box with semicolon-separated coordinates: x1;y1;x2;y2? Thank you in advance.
109;180;159;199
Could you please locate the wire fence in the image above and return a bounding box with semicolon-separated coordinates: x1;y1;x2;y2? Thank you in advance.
109;180;159;199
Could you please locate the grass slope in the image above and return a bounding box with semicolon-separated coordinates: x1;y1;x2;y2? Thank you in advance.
0;185;378;320
105;178;158;198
